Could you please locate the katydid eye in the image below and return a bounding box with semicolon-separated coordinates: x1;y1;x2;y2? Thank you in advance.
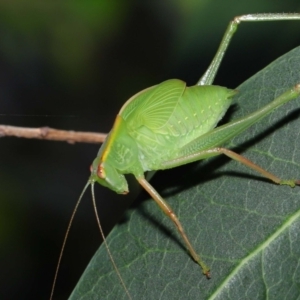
97;165;105;178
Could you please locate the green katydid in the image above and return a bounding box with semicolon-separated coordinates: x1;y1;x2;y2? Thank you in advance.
51;13;300;300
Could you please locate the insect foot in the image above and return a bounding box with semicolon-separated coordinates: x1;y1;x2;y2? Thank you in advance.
279;180;300;188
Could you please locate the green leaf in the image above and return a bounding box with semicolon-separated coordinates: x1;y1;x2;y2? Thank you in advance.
69;46;300;300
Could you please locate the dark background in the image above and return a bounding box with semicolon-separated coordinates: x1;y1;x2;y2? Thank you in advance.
1;1;300;299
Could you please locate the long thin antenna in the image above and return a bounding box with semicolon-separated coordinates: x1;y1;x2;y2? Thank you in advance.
50;181;91;300
91;183;132;300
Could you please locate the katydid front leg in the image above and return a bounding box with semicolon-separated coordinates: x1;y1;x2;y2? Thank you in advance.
137;176;211;277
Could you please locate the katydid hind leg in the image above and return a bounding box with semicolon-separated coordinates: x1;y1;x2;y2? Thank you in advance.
198;13;300;86
162;146;300;187
161;83;300;186
218;148;300;187
137;176;210;278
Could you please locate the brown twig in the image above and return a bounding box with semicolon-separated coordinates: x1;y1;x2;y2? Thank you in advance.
0;125;107;144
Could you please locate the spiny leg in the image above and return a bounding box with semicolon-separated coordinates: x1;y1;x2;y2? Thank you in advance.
218;148;300;187
162;147;300;187
136;176;210;278
198;13;300;86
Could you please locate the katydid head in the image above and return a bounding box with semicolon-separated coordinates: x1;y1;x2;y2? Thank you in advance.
89;157;129;194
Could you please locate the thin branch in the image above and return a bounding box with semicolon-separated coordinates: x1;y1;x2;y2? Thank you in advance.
0;125;107;144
